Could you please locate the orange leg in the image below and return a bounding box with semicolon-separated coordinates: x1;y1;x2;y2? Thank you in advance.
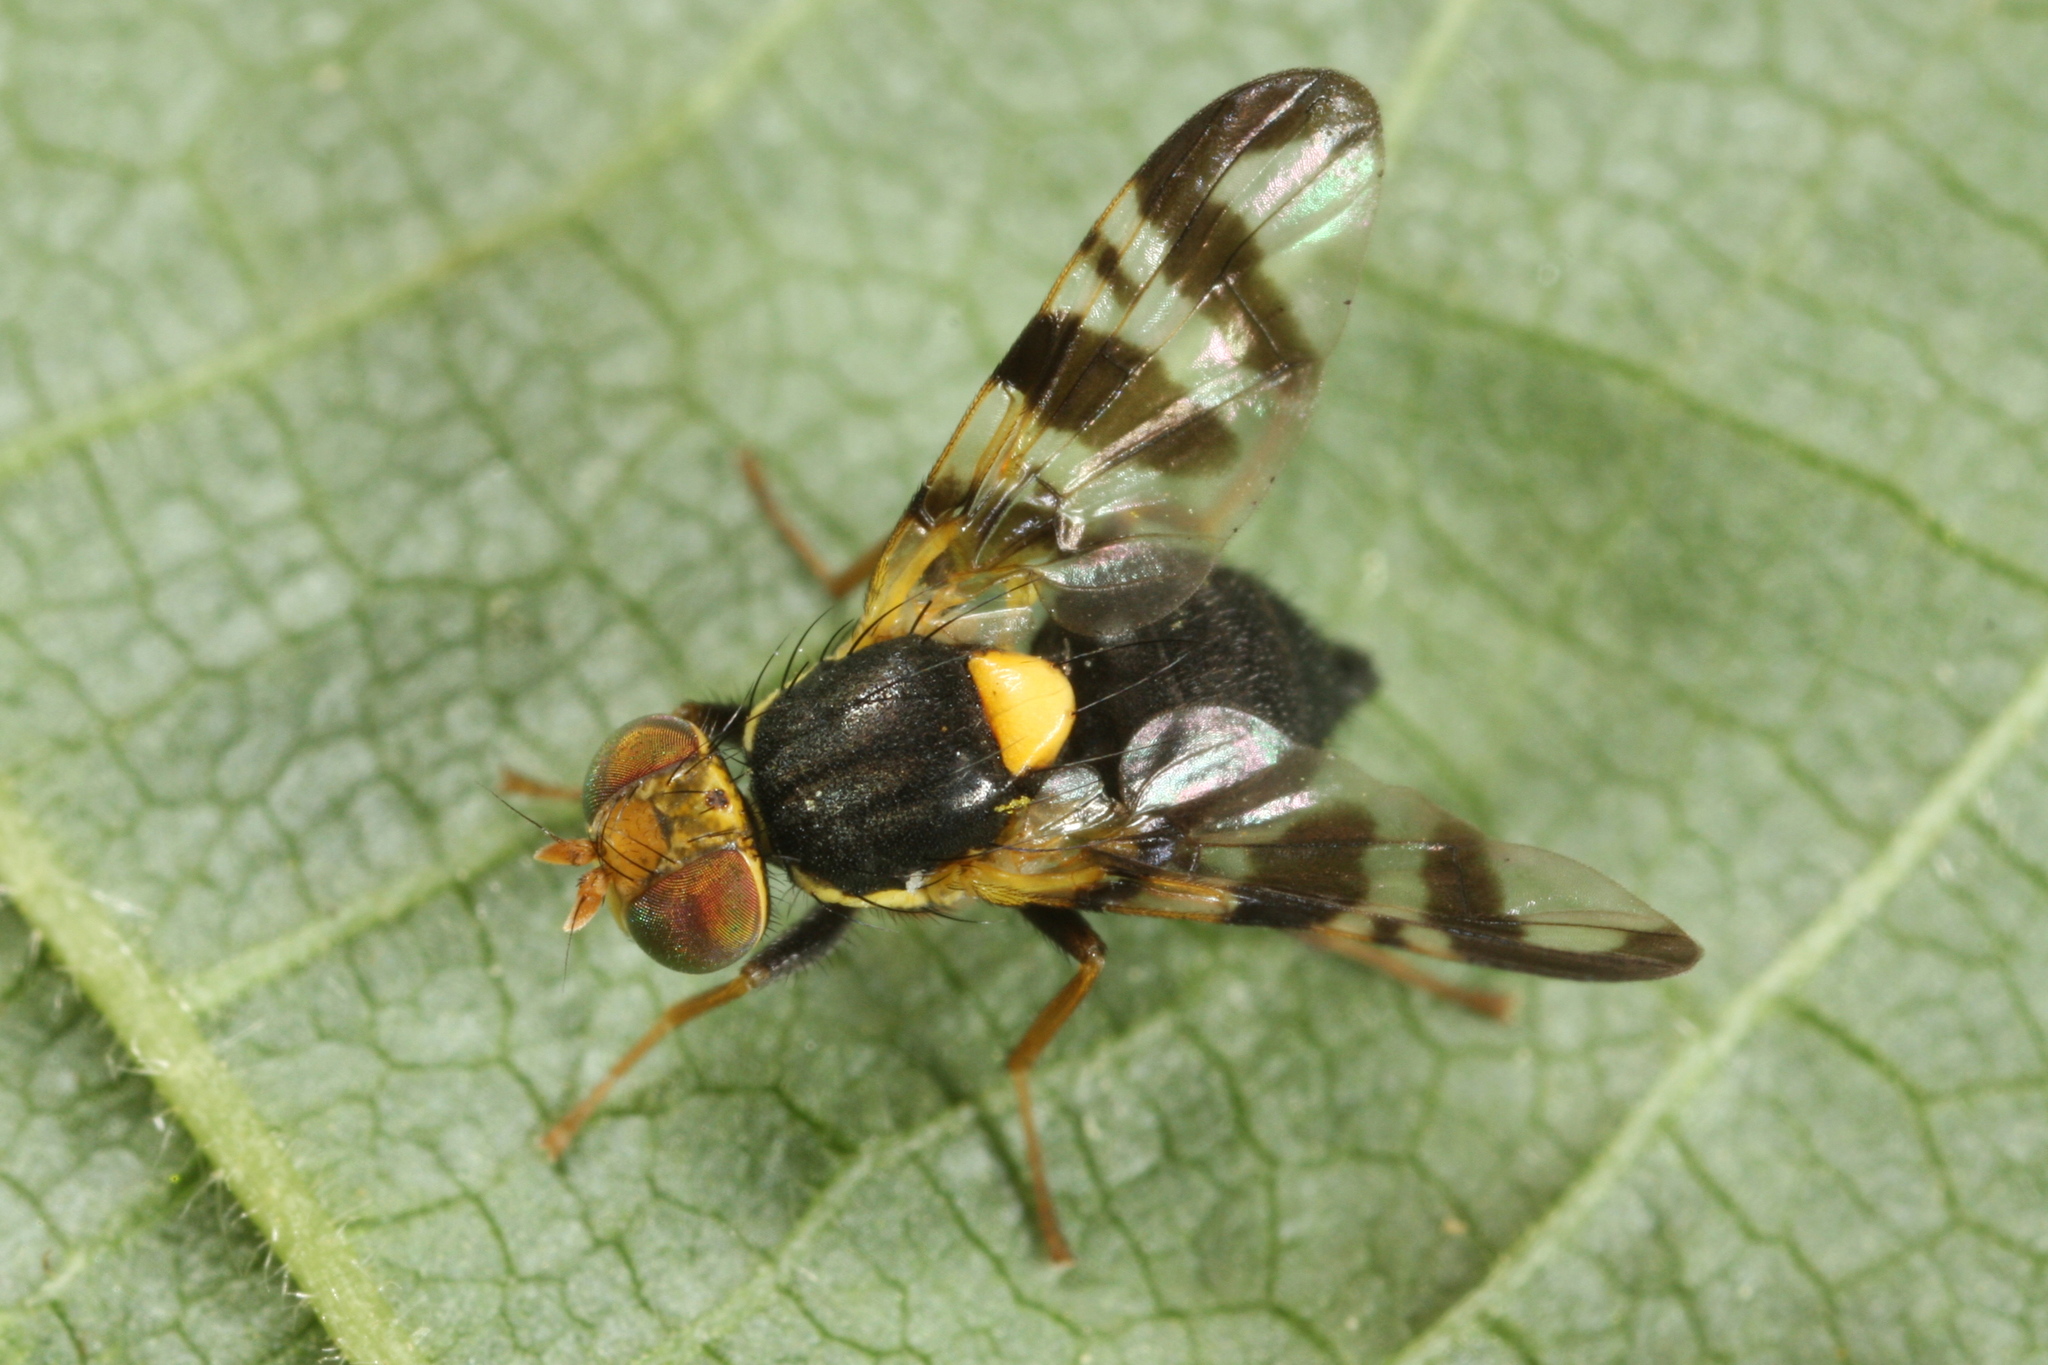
544;976;751;1158
1009;906;1107;1266
500;768;581;803
543;904;855;1158
1291;927;1517;1022
738;450;889;600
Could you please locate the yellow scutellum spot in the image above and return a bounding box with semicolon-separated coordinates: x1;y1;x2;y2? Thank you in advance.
968;651;1076;776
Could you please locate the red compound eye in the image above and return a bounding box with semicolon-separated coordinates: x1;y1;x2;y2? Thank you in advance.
582;715;703;821
625;850;766;973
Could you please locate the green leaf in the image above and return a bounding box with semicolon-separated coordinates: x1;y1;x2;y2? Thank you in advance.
3;0;2045;1360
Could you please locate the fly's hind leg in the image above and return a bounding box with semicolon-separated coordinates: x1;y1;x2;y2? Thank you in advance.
1008;905;1107;1266
1291;927;1516;1021
543;903;857;1159
738;450;889;599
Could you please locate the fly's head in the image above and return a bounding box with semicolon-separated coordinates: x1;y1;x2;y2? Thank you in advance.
535;713;768;972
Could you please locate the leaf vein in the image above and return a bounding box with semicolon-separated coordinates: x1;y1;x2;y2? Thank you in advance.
0;790;423;1365
1388;637;2048;1361
1360;271;2048;601
0;0;835;495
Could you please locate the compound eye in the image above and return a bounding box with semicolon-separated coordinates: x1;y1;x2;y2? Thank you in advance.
583;714;703;821
625;850;767;973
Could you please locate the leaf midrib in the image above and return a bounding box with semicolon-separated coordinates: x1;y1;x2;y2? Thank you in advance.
14;361;2046;1363
0;7;834;1358
0;790;425;1365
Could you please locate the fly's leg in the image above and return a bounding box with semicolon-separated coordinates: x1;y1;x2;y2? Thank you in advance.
1009;905;1107;1266
543;903;857;1159
500;770;581;803
739;450;889;599
1291;927;1516;1021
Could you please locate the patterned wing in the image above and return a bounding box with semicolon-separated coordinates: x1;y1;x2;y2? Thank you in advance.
855;69;1384;651
1039;708;1699;982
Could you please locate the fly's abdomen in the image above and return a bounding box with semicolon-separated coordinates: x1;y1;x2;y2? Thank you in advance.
749;636;1016;896
1038;567;1377;795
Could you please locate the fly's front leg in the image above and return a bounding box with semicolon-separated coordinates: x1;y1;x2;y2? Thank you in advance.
500;770;581;803
1008;905;1107;1266
544;903;857;1159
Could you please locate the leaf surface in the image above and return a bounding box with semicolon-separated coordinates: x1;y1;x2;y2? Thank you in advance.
2;0;2045;1360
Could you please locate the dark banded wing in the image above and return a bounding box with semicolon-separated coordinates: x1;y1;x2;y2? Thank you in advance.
1073;708;1699;982
855;69;1384;651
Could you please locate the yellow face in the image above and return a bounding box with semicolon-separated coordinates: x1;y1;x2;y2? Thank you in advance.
534;714;769;973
